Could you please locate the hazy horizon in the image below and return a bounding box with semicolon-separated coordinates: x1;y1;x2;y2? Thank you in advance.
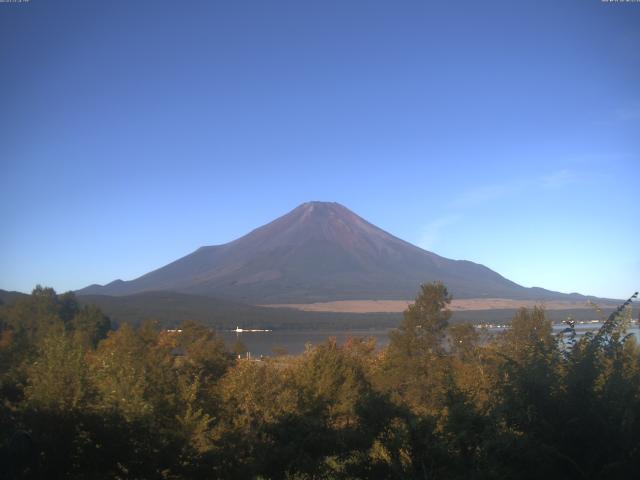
1;0;638;298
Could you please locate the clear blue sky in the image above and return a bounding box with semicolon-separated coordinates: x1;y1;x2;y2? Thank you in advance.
1;0;638;299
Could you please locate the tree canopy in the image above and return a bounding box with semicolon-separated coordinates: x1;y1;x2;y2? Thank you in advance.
1;286;638;479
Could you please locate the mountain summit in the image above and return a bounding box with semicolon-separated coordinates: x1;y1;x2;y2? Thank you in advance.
78;201;579;303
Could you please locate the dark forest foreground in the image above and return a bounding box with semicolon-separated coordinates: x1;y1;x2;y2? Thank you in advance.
1;284;639;479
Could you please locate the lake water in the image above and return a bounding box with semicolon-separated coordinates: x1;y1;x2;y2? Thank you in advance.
219;322;640;357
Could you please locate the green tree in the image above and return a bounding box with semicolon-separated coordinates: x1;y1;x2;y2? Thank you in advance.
90;322;175;421
176;320;232;382
388;282;452;358
70;304;111;347
25;328;93;412
378;282;452;415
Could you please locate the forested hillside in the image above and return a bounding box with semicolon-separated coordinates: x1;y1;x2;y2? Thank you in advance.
1;285;638;479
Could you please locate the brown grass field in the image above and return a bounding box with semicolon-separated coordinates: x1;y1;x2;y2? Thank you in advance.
263;298;615;314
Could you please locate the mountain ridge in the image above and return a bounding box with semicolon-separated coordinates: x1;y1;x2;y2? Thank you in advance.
77;201;597;303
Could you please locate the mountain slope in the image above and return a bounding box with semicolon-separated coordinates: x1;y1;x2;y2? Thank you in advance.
77;201;588;303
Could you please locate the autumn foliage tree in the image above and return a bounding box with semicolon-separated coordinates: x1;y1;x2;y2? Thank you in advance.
1;286;639;479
